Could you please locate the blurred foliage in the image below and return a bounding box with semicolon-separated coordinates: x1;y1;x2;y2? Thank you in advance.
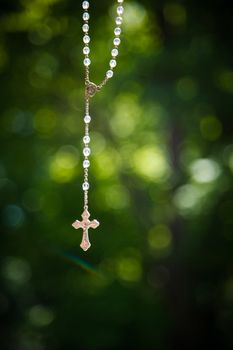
0;0;233;349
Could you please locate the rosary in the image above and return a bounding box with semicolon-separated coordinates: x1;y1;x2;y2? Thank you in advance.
72;0;125;251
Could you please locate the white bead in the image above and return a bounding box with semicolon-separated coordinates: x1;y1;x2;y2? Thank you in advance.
83;147;91;156
110;59;117;68
116;16;123;25
114;27;121;36
83;12;90;21
117;0;124;3
82;1;89;10
83;35;90;44
106;70;114;78
82;24;89;32
83;135;90;144
111;48;118;57
117;6;124;15
113;37;121;46
83;159;90;168
82;182;89;191
84;115;91;123
83;58;91;66
83;46;90;55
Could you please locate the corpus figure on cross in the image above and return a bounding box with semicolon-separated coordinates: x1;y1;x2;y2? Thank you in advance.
72;208;100;251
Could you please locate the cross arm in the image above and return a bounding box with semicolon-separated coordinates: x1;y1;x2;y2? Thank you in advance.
72;220;83;229
89;219;100;229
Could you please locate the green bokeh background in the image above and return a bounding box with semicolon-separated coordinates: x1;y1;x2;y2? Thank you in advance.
0;0;232;349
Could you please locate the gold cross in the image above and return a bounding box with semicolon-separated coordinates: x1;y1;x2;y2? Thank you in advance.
72;209;100;251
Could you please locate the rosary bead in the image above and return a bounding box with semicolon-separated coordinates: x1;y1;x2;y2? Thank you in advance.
82;182;90;191
82;1;89;10
113;37;121;46
114;27;121;36
115;16;123;25
110;59;117;68
83;159;90;168
111;48;118;57
83;35;90;44
83;46;90;55
106;70;114;78
83;12;90;21
83;58;91;66
117;6;124;15
82;24;89;32
83;135;90;144
84;115;91;123
83;147;91;156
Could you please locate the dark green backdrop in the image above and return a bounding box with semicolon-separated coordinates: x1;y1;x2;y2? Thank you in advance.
0;0;232;349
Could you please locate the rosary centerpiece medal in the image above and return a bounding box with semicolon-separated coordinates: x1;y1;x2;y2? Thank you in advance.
72;0;125;251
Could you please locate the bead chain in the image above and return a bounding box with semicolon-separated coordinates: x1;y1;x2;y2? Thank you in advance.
81;0;124;210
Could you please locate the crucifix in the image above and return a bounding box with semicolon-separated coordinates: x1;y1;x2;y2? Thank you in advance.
72;208;100;251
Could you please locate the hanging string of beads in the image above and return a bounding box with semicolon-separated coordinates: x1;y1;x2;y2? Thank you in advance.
71;1;125;251
81;0;124;209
